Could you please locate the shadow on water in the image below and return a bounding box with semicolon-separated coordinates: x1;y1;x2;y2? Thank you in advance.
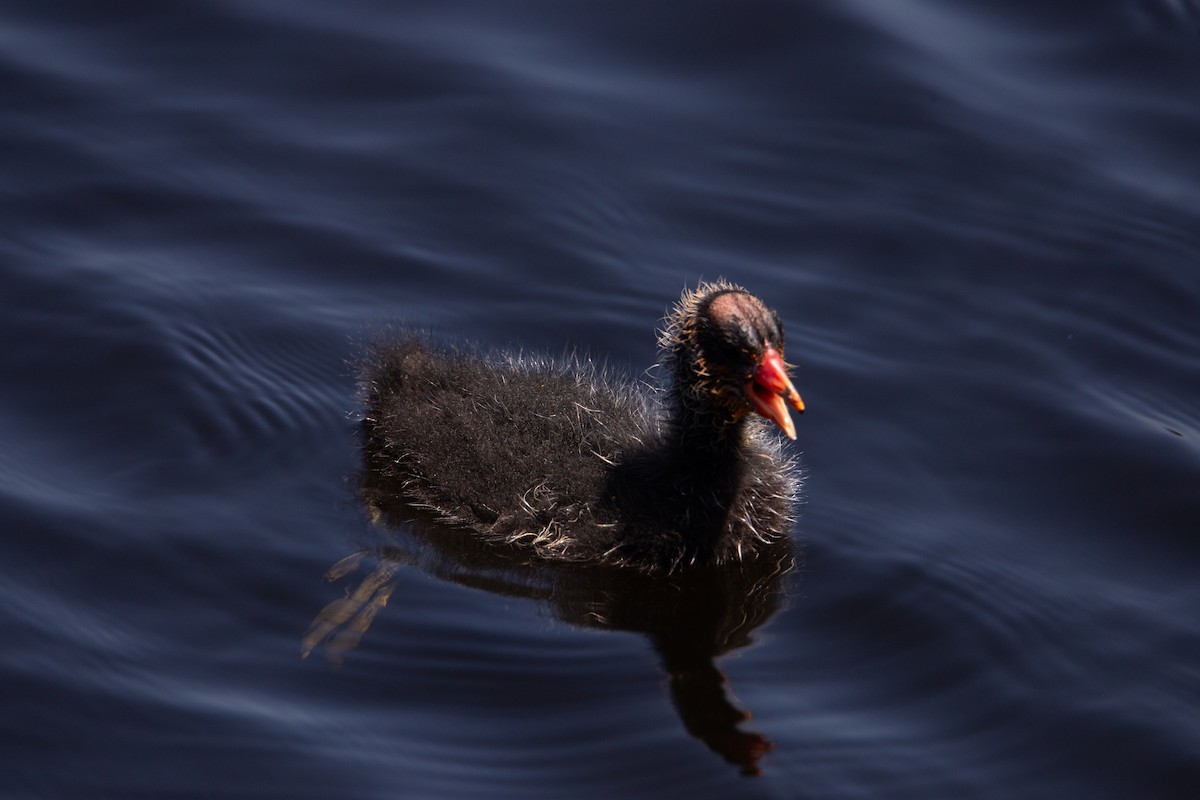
304;435;799;777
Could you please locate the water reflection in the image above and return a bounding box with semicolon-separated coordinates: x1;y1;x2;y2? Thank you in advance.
305;440;799;776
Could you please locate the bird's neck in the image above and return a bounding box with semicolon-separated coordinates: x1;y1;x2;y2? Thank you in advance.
655;396;752;561
665;396;747;459
663;384;753;534
663;344;749;458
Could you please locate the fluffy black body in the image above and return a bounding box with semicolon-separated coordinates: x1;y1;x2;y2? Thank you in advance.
361;282;801;572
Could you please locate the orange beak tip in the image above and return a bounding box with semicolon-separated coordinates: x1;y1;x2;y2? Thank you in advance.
749;347;805;435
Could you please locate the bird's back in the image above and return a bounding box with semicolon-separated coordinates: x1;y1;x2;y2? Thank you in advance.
362;336;651;559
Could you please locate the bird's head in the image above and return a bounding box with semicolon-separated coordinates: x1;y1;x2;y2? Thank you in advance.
662;281;805;439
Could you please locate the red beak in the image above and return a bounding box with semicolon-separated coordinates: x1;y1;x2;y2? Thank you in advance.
745;347;805;439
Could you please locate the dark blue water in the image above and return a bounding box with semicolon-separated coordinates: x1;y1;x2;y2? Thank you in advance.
3;1;1199;797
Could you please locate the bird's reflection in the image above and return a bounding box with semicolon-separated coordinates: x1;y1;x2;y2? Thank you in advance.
306;446;799;776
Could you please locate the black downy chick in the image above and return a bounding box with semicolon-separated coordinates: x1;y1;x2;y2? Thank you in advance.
361;280;805;572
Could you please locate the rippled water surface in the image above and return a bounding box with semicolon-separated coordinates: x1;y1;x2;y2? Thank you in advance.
3;1;1199;798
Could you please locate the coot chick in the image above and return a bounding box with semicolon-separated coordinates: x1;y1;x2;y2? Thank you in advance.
362;280;805;572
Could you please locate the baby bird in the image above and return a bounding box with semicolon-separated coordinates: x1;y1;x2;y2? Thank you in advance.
361;280;805;572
